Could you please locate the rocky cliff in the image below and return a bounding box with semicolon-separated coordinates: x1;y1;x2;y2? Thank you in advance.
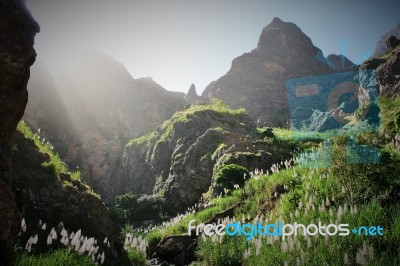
0;0;39;263
107;101;293;213
202;17;333;127
24;52;185;190
373;23;400;57
361;36;400;99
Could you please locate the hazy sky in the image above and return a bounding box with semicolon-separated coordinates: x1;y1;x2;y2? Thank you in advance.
26;0;400;94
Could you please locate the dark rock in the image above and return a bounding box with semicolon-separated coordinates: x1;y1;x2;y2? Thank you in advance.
387;35;400;50
202;17;332;127
0;0;39;264
155;235;197;266
361;41;400;98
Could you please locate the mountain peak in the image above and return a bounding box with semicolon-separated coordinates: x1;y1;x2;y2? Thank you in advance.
256;18;310;51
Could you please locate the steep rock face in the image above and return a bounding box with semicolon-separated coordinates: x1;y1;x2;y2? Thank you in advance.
0;0;39;263
373;23;400;57
202;17;331;127
107;103;291;213
12;131;123;264
361;36;400;99
23;61;81;167
25;52;185;190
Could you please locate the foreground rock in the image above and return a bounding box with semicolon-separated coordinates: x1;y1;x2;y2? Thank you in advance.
0;0;39;263
154;235;197;266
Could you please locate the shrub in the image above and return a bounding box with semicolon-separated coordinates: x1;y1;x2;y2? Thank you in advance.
113;193;164;224
215;164;249;191
16;249;96;266
127;248;146;266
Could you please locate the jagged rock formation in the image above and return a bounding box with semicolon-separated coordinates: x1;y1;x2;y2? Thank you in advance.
361;35;400;99
107;102;292;213
0;1;39;263
24;52;185;190
202;17;332;127
387;36;400;50
373;23;400;57
184;84;207;105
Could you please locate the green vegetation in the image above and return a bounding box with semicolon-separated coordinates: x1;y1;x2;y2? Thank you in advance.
215;164;249;191
380;96;400;134
19;123;66;177
112;193;165;225
17;121;100;199
17;121;78;180
158;99;246;141
137;101;400;265
127;248;146;266
16;248;96;266
126;131;156;147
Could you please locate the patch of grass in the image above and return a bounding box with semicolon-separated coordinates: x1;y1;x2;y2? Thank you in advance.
16;248;96;266
17;121;76;179
127;248;146;266
17;121;100;199
126;131;156;147
380;96;400;134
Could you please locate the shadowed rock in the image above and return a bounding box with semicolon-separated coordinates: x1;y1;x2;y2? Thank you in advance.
0;0;39;263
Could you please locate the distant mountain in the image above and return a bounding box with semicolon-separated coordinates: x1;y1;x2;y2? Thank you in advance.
202;17;333;127
24;52;185;187
373;23;400;57
325;54;357;72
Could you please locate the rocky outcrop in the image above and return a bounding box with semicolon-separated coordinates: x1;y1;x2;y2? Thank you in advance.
202;17;332;127
12;131;124;264
107;102;293;213
184;84;207;105
373;23;400;57
24;52;185;191
0;0;39;263
386;36;400;50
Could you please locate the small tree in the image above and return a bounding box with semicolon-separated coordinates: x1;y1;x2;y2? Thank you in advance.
215;164;249;191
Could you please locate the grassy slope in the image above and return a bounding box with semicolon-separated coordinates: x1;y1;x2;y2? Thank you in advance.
141;125;400;265
15;122;102;265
